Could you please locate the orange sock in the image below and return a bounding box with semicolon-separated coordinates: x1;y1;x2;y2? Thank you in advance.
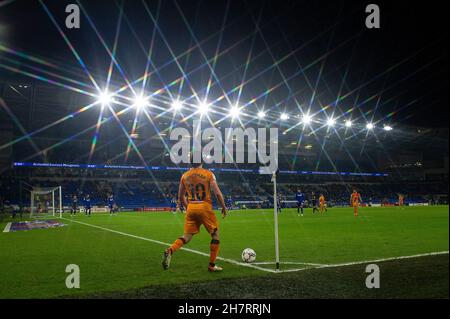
169;237;186;254
209;239;220;266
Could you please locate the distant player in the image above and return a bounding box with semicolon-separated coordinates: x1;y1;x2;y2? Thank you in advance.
45;197;50;214
276;193;282;213
311;192;319;214
398;194;405;207
84;194;91;216
108;194;115;215
296;189;305;216
226;196;233;211
170;196;177;213
162;160;227;272
350;189;362;217
319;194;327;213
71;195;78;216
176;199;185;213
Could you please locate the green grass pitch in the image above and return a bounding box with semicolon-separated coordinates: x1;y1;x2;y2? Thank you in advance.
0;206;448;298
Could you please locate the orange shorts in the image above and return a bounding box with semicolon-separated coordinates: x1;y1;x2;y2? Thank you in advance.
352;201;359;207
184;202;218;235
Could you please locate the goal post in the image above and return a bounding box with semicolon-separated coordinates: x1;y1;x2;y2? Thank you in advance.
30;186;63;219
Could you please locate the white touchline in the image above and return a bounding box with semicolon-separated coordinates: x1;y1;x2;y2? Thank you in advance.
3;222;11;233
277;251;450;273
61;218;449;275
61;217;277;273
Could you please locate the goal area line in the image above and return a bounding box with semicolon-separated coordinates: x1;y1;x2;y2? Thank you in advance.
60;217;449;274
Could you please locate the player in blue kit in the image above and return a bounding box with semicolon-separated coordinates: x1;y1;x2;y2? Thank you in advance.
84;194;91;217
108;194;115;215
226;196;233;211
170;196;177;213
276;193;282;213
296;188;305;216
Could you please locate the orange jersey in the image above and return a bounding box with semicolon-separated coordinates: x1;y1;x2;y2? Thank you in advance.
181;167;216;205
351;192;361;203
319;195;325;204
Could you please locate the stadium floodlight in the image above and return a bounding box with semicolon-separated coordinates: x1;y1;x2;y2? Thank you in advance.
344;120;352;128
229;105;241;119
171;100;183;111
326;117;336;127
302;114;312;124
366;122;375;130
97;90;112;106
133;95;148;110
280;113;289;120
383;125;393;131
257;111;266;119
197;101;210;115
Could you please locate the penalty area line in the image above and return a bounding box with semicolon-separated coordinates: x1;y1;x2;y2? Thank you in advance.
60;217;277;273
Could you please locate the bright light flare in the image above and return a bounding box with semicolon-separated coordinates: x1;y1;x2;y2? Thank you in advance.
302;114;312;124
97;91;112;106
366;123;375;130
133;95;148;110
326;117;336;127
257;111;266;119
171;100;183;111
344;120;352;127
197;101;210;115
229;105;241;118
280;113;289;120
383;125;393;131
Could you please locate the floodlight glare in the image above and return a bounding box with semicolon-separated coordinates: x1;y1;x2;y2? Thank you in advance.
366;123;374;130
345;120;352;127
280;113;289;120
198;101;210;115
383;125;393;131
98;91;112;106
171;100;183;111
257;111;266;119
229;105;241;118
133;95;148;110
302;114;312;124
326;118;336;127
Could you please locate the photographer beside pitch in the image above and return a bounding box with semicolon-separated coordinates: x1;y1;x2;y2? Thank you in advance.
162;160;228;272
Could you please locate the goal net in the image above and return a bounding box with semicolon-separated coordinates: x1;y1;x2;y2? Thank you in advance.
30;186;63;219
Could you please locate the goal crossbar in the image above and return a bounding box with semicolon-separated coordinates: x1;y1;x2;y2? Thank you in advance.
30;186;62;218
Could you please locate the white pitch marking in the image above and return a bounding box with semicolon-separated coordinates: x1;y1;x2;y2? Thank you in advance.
61;217;277;273
3;222;11;233
253;261;325;266
276;251;450;273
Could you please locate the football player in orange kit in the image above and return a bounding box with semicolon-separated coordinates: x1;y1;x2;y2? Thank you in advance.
319;194;327;213
398;194;405;207
162;160;227;272
350;189;362;217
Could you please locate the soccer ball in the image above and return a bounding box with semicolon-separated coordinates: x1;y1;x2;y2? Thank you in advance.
241;248;256;263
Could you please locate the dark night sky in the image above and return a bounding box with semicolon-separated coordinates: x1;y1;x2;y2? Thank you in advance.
0;0;448;128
